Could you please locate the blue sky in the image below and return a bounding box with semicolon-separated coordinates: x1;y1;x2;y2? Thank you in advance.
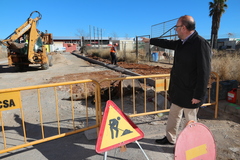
0;0;239;40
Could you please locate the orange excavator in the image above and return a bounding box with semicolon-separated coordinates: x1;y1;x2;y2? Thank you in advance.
0;11;53;71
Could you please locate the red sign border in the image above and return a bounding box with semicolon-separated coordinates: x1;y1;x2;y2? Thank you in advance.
96;100;144;153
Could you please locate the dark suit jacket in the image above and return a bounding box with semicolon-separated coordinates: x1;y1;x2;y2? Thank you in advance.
150;31;212;108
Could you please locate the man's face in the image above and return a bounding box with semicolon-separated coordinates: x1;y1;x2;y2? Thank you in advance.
175;19;184;39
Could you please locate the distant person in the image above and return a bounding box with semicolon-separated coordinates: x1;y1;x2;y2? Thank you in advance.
162;52;167;58
142;15;212;145
19;36;25;43
110;43;118;65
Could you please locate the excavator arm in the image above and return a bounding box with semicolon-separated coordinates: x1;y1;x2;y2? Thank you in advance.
0;11;52;70
0;11;42;47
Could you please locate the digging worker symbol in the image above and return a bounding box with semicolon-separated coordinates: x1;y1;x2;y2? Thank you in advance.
109;116;133;139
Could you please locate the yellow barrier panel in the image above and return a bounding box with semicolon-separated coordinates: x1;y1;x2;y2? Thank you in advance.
0;91;22;111
0;79;101;154
155;79;165;92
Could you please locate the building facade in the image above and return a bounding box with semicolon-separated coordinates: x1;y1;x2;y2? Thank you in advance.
52;36;135;52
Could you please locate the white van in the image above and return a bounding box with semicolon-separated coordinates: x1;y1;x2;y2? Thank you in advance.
54;47;66;52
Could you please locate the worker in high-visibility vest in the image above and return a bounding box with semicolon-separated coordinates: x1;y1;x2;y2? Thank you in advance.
110;43;118;65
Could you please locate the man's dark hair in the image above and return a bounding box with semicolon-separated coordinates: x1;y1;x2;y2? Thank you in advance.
180;15;195;31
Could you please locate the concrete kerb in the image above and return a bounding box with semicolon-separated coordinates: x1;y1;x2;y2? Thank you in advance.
71;52;141;76
71;52;155;86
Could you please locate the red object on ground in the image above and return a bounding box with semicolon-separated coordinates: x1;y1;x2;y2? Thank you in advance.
227;88;237;103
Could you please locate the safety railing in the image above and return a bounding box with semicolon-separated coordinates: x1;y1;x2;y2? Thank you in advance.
0;72;219;154
98;72;219;118
99;74;170;118
0;79;101;154
204;72;220;118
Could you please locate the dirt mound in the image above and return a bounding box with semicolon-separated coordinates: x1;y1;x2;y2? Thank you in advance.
118;62;171;75
0;46;7;59
82;54;172;75
49;70;124;100
49;52;72;65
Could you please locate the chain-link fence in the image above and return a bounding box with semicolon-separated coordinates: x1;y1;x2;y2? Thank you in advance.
151;18;178;38
136;18;179;64
135;35;151;62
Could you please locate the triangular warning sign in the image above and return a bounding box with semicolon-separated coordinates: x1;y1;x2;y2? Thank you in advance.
96;100;144;153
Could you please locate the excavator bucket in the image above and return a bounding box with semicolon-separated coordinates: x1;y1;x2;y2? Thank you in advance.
9;42;26;50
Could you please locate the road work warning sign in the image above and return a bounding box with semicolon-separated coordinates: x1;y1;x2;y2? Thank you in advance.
96;100;144;153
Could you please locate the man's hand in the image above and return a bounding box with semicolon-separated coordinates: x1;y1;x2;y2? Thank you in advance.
192;98;200;104
141;37;150;43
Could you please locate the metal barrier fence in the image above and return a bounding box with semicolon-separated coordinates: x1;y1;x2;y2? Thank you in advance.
0;72;219;154
99;72;219;118
135;35;151;62
99;74;171;118
0;79;101;154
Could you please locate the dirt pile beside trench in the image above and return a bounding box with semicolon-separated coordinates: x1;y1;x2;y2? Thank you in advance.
75;52;172;75
49;52;73;65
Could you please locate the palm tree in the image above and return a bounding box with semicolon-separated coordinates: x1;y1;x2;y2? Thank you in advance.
209;0;228;49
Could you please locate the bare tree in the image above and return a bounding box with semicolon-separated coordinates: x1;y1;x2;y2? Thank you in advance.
110;32;118;40
125;34;130;40
76;29;87;37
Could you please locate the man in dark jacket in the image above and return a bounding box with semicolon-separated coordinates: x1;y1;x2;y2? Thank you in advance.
142;15;211;145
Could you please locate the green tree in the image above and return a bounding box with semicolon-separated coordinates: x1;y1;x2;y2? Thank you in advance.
209;0;228;49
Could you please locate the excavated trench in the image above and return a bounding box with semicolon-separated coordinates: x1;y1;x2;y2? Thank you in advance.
68;51;172;100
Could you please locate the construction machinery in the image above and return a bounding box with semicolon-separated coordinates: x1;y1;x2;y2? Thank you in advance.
0;11;53;71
